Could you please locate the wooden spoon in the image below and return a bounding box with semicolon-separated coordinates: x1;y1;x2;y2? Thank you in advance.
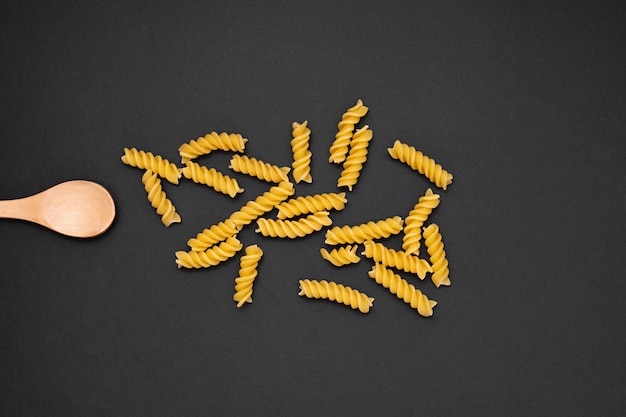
0;180;115;238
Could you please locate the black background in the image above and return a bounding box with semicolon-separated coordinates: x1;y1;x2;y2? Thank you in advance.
1;1;625;416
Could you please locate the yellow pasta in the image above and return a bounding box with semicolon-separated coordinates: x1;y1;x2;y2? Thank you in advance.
362;240;432;279
175;236;243;269
227;181;295;228
337;125;373;191
387;140;453;190
320;245;361;267
368;263;437;317
402;188;440;255
329;99;369;164
422;223;451;287
141;170;181;227
121;147;182;184
186;219;241;252
275;192;347;219
182;161;244;198
178;132;247;163
233;244;264;307
298;279;374;313
291;120;312;184
255;211;332;239
324;216;404;245
229;154;291;184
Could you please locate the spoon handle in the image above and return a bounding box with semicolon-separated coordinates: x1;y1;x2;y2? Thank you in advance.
0;194;45;224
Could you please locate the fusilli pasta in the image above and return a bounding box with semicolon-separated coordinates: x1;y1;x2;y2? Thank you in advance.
422;223;451;287
387;140;453;190
175;236;243;269
229;154;290;184
186;219;241;252
291;121;312;184
324;216;404;245
336;125;373;191
362;240;432;279
368;263;437;317
122;147;182;184
182;161;244;198
227;181;295;228
255;211;332;239
233;244;264;307
402;188;440;255
275;192;347;219
178;132;247;163
141;170;181;227
298;279;374;313
320;245;361;267
329;99;369;164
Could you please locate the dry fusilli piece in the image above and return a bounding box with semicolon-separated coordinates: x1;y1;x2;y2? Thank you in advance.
122;147;182;184
175;236;243;269
402;188;440;255
141;170;181;227
255;211;332;239
337;125;373;191
291;121;312;184
329;99;369;164
275;192;347;219
178;132;247;163
298;279;374;314
324;216;404;245
182;161;244;198
320;245;361;267
227;181;295;228
387;140;453;190
368;263;437;317
229;154;290;184
186;219;241;252
233;244;264;307
362;240;432;279
422;223;451;287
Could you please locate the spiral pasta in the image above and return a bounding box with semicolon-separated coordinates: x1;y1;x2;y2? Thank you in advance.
255;211;332;239
337;125;373;191
422;223;451;287
402;188;441;255
141;170;181;227
329;99;369;164
275;192;347;219
362;240;432;279
229;154;291;184
320;245;361;267
387;140;453;190
227;181;295;228
175;236;243;269
291;120;312;184
182;161;244;198
186;219;241;252
121;147;182;184
298;279;374;314
233;244;264;307
178;132;247;163
368;263;437;317
324;216;404;245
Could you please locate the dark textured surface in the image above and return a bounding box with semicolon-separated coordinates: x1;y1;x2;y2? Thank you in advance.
1;1;625;416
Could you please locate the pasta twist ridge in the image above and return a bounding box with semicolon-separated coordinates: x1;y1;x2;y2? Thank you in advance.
291;121;312;184
362;240;432;279
229;154;290;184
227;181;295;228
178;132;247;163
325;216;404;245
387;140;453;190
402;188;441;255
255;211;332;239
422;224;451;287
276;192;347;219
182;161;244;198
234;244;264;307
175;236;243;269
337;125;374;191
298;279;374;313
320;245;361;267
141;170;181;227
368;264;437;317
122;147;182;184
329;99;369;163
187;219;241;252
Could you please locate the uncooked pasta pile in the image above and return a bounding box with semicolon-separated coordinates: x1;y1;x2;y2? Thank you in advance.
121;99;454;317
